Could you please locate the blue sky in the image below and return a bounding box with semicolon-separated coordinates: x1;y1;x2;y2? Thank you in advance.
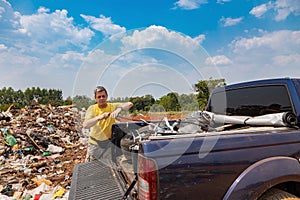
0;0;300;99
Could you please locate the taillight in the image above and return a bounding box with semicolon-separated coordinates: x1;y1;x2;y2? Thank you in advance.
138;154;158;200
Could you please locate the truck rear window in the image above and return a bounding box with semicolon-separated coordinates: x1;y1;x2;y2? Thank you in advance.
207;85;293;116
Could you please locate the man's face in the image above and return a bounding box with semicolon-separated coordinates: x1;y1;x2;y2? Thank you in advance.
95;91;108;106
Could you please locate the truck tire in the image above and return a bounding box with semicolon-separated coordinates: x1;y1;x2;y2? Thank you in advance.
259;188;300;200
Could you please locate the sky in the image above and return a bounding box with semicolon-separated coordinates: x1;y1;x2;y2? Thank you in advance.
0;0;300;100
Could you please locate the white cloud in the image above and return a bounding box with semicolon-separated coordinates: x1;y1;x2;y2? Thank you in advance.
120;25;202;51
272;54;300;67
174;0;208;10
230;30;300;54
250;4;269;18
220;16;243;27
205;55;232;65
250;0;300;21
0;47;38;66
1;0;11;6
74;25;222;98
0;0;20;31
274;0;300;21
0;47;83;97
0;6;5;18
220;30;300;84
0;3;94;56
80;14;126;37
0;45;42;92
1;1;215;99
0;2;96;97
37;6;50;14
118;25;209;73
46;51;85;69
216;0;231;4
193;34;206;45
0;44;7;50
18;8;94;49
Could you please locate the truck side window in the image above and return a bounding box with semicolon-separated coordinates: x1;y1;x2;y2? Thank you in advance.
208;85;293;116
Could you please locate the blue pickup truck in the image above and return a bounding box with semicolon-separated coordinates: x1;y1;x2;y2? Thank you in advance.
70;77;300;200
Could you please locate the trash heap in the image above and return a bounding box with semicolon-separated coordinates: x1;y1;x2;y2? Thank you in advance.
0;103;87;200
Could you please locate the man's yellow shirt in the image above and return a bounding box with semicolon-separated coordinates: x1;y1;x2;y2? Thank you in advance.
85;103;121;144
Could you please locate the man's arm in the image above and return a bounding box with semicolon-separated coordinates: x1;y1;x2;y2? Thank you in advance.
119;102;133;111
83;112;110;129
110;102;133;118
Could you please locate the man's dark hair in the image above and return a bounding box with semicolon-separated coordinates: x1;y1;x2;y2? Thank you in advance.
94;86;108;96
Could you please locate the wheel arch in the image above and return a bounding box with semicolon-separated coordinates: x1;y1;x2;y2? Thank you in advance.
223;156;300;200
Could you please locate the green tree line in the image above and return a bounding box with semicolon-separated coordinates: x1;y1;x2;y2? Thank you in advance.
0;87;69;110
73;78;226;113
1;78;226;112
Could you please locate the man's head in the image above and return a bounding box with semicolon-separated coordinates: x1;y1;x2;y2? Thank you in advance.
94;86;108;107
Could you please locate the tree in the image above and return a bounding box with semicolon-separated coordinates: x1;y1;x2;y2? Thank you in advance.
4;87;14;104
14;90;25;108
0;87;15;110
129;95;155;112
178;93;198;111
47;89;63;106
194;78;226;110
143;95;155;111
39;88;50;105
24;88;34;105
0;87;65;109
158;92;180;111
72;95;94;109
63;96;73;106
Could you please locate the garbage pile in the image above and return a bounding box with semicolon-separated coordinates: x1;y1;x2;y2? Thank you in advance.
0;103;87;200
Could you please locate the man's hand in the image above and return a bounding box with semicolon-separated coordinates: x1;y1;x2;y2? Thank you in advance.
100;112;110;120
83;112;110;128
110;107;122;119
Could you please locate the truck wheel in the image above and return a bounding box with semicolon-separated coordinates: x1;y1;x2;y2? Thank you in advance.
259;188;300;200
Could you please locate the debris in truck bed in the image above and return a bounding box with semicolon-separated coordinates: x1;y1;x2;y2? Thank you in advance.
0;103;88;200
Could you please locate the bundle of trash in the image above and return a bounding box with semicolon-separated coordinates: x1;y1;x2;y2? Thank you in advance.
0;103;87;200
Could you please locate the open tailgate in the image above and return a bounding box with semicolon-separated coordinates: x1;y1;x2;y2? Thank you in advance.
69;160;126;200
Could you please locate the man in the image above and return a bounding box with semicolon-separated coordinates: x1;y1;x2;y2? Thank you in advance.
83;86;133;162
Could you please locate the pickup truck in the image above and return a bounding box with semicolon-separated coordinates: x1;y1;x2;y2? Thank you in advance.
69;77;300;200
